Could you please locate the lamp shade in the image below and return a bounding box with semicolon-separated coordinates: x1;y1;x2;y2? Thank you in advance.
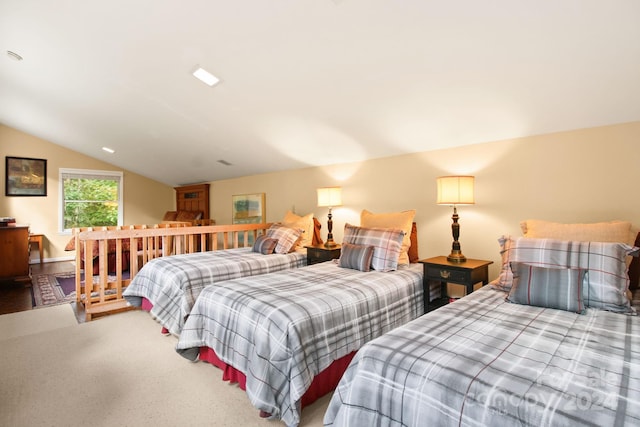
436;176;475;205
317;187;342;207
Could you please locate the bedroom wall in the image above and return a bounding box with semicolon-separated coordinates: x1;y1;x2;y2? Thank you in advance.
2;120;639;278
208;121;640;281
0;124;175;262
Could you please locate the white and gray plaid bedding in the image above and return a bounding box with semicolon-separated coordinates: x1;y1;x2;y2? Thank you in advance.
123;248;306;336
325;285;640;427
175;261;424;427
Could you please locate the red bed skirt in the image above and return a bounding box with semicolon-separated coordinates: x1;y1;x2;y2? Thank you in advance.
199;346;356;412
143;296;355;412
141;297;153;311
141;298;171;335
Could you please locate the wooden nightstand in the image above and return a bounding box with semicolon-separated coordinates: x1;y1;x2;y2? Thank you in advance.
306;244;341;265
419;256;493;313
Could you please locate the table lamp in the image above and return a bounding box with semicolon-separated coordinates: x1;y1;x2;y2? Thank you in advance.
317;186;342;248
436;176;475;263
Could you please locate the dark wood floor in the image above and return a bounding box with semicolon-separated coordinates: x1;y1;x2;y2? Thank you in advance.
0;261;79;317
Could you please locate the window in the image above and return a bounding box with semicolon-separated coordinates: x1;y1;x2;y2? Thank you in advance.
59;169;123;233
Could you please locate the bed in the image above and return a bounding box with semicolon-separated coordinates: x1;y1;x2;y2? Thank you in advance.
124;247;307;335
124;214;321;336
176;260;424;427
324;221;640;427
175;214;422;426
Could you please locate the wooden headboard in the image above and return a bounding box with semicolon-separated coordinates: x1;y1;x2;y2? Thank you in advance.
629;231;640;290
312;217;323;246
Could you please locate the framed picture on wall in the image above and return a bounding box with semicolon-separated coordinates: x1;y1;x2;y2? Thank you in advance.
5;156;47;196
232;193;266;224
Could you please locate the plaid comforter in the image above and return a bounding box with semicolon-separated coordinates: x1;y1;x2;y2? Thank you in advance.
175;261;423;427
325;286;640;427
123;248;306;336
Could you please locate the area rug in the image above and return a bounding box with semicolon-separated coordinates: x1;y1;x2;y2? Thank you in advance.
31;272;129;308
31;272;76;308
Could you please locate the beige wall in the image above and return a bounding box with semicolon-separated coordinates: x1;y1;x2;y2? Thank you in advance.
0;124;175;262
209;121;640;280
3;120;639;280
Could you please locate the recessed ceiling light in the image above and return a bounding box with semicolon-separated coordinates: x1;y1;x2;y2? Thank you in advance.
102;147;115;154
7;51;23;61
193;66;220;87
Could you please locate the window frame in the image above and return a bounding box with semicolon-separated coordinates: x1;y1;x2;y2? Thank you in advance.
58;168;124;234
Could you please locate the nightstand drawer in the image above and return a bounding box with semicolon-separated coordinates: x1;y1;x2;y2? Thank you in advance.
426;266;469;283
419;256;493;314
305;245;341;265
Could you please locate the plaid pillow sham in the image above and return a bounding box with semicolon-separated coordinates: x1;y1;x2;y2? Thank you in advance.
507;262;586;313
251;235;278;255
338;242;375;272
491;236;637;313
360;209;416;265
342;223;405;272
266;224;302;254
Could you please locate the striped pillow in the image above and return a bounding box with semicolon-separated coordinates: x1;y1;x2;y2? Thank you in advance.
252;235;278;255
338;243;375;272
360;209;415;265
266;224;303;254
507;262;586;313
342;224;405;272
491;236;637;313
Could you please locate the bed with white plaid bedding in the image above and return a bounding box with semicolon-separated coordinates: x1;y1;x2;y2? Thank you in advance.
324;285;640;427
123;248;306;336
175;261;424;427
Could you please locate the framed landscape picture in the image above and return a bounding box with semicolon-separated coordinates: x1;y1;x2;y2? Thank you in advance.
5;156;47;196
232;193;265;224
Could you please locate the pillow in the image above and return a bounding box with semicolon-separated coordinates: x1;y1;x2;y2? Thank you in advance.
252;235;278;255
507;262;586;313
282;211;314;249
175;210;203;221
491;235;637;313
361;209;416;265
162;211;178;221
64;237;76;251
266;224;303;254
343;223;405;272
520;219;632;244
338;243;375;272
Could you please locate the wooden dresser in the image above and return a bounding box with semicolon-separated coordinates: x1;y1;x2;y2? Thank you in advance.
0;225;31;282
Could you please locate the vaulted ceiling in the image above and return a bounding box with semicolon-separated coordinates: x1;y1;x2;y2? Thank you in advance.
1;1;639;186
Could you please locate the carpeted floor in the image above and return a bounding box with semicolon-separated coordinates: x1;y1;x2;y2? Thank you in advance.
0;307;329;426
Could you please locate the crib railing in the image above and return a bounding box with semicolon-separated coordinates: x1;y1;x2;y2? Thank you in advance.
71;222;273;321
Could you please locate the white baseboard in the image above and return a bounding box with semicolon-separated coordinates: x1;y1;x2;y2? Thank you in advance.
29;255;74;265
